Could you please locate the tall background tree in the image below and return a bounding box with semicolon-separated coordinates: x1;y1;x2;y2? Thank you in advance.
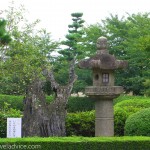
53;13;87;92
60;12;85;61
102;13;150;95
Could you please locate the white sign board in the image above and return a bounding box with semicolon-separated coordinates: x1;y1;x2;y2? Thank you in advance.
7;118;22;138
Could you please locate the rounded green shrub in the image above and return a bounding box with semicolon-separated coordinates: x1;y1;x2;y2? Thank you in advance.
114;98;150;136
66;111;95;136
125;108;150;136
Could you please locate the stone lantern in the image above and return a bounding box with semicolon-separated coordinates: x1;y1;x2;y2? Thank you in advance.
78;36;128;136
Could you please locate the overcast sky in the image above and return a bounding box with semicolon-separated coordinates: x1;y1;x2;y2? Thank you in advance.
0;0;150;40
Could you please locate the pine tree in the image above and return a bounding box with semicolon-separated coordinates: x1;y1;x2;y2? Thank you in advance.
60;12;85;61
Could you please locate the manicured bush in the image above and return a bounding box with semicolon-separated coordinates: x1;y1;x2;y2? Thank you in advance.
114;98;150;136
0;137;150;150
0;102;22;138
66;111;95;136
125;108;150;136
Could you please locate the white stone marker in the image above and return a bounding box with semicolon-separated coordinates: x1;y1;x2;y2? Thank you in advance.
7;118;22;138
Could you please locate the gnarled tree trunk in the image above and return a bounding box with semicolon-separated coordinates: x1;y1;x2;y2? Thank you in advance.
22;59;77;137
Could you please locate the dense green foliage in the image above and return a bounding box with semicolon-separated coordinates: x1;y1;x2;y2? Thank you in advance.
67;96;94;112
103;14;150;95
143;79;150;96
0;19;11;46
114;98;150;136
125;108;150;136
0;5;58;95
0;102;22;138
0;137;150;150
66;111;95;136
0;94;24;111
80;13;150;95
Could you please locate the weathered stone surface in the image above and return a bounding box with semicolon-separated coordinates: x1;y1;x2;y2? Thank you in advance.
79;36;127;70
95;96;114;136
96;36;107;50
79;50;127;70
85;86;124;96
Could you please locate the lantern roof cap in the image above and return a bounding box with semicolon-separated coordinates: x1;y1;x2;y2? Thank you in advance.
78;36;128;70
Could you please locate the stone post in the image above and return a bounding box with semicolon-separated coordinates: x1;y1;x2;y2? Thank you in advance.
95;98;114;136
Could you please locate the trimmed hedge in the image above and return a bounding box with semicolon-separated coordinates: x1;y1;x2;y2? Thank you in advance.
1;94;149;113
114;98;150;136
66;111;95;136
67;96;95;112
0;94;95;112
125;108;150;136
0;137;150;150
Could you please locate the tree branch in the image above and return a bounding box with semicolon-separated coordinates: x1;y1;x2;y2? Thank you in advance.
68;57;78;86
47;69;59;90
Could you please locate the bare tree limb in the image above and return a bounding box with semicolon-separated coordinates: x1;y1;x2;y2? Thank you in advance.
68;57;78;84
47;68;59;90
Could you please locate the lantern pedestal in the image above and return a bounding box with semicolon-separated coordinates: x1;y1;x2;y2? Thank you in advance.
85;86;123;136
95;99;114;136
